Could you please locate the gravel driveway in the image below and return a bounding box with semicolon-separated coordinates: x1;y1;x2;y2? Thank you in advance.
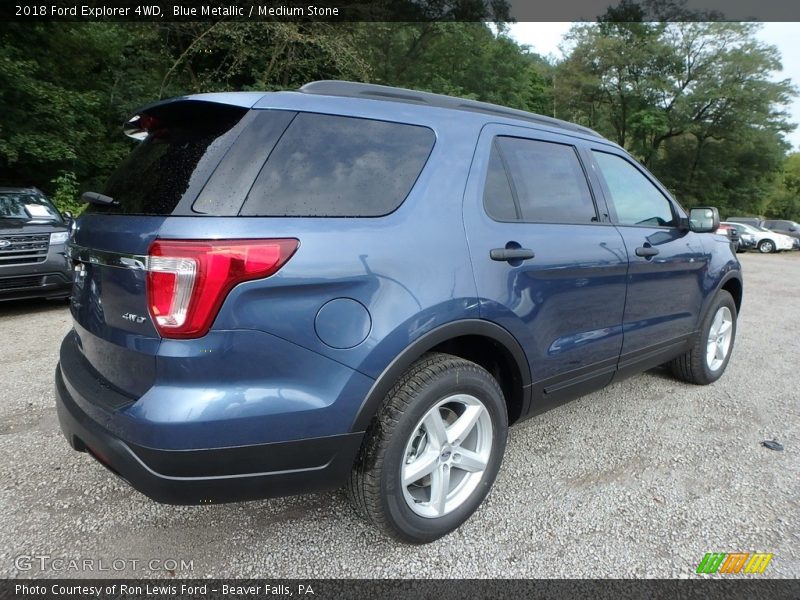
1;252;797;579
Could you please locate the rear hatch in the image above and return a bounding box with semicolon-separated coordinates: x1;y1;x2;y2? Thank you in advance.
68;94;436;399
68;99;253;398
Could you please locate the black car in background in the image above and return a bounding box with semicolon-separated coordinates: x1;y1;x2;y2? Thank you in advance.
0;187;73;301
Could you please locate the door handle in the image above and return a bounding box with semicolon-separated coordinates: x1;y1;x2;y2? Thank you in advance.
490;248;535;262
635;246;659;258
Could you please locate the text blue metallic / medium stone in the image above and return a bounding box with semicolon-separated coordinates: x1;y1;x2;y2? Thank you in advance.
55;81;743;542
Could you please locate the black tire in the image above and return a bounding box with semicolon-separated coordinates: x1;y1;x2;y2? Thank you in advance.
347;352;508;543
758;239;775;253
669;290;737;385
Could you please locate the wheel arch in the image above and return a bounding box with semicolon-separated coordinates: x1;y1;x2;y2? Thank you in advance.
720;275;743;315
350;320;532;432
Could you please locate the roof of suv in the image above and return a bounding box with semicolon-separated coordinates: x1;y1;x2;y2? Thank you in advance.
297;81;602;138
134;80;603;140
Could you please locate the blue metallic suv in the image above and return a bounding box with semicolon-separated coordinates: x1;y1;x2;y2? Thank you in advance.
56;81;742;543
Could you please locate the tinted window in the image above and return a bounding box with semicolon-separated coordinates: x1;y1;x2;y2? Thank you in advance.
92;103;248;215
193;110;297;215
765;220;795;230
487;137;596;224
241;113;435;217
593;151;676;227
483;142;519;221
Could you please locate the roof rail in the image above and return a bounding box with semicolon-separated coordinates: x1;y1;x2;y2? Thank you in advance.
299;80;601;138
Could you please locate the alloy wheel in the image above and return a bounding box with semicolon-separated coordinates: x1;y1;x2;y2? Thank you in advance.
706;306;734;371
401;394;493;518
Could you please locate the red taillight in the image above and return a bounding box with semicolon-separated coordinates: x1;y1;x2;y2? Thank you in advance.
146;239;299;339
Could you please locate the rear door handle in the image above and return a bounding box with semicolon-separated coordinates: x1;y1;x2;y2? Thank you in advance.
635;246;659;258
490;248;535;262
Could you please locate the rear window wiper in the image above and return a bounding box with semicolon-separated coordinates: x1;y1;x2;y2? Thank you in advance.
81;191;117;206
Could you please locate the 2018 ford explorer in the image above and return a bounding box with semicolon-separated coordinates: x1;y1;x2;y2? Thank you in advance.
0;187;72;301
55;81;742;543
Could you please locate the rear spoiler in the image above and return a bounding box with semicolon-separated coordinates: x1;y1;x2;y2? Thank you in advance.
122;93;267;140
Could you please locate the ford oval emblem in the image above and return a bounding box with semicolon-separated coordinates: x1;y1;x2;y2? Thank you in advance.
0;240;11;249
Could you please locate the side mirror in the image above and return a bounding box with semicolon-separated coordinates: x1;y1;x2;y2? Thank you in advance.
688;207;720;233
62;210;73;220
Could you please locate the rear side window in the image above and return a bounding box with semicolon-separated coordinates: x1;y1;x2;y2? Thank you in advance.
483;136;597;224
765;220;795;230
91;102;248;215
240;113;435;217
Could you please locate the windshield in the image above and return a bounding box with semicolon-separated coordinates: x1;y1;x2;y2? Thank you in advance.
0;192;62;222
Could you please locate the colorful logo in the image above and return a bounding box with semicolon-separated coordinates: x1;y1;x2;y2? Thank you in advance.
696;552;773;574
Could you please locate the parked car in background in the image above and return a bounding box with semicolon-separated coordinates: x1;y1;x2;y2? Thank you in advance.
762;219;800;249
721;221;794;254
0;187;73;301
727;216;763;228
55;82;743;543
716;223;741;251
720;222;755;252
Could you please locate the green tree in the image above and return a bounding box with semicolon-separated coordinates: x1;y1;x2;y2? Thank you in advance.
0;23;169;193
555;11;795;213
155;23;370;95
354;23;551;112
764;153;800;220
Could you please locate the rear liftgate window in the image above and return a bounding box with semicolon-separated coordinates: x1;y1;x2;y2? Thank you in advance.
239;113;435;217
90;102;249;215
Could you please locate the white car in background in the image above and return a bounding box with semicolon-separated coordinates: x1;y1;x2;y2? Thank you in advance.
722;221;795;254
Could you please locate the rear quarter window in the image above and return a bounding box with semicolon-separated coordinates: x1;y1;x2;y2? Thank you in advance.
239;113;435;217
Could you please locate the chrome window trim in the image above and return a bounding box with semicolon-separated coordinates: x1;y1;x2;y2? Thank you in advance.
67;244;149;271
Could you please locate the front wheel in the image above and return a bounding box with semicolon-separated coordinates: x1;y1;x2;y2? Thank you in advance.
347;352;508;543
758;239;776;253
669;290;737;385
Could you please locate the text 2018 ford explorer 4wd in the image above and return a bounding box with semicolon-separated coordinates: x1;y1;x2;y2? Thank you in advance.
56;81;742;543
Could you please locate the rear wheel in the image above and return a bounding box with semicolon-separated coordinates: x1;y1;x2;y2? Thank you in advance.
347;352;508;543
669;290;737;385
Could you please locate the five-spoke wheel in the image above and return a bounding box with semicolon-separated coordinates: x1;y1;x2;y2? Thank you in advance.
706;306;733;372
401;394;493;518
348;353;507;543
670;289;737;384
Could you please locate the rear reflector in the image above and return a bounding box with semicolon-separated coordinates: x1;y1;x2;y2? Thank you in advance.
146;239;299;338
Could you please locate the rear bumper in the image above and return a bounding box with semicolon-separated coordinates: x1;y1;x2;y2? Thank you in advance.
55;364;364;504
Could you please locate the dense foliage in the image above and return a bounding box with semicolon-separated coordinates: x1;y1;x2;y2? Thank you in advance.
0;15;797;219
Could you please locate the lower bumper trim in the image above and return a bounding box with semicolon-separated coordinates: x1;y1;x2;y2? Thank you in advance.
55;365;364;505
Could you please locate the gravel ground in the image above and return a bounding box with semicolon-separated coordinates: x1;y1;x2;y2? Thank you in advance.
0;252;797;579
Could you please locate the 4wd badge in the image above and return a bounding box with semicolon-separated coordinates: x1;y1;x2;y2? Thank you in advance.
121;312;147;324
